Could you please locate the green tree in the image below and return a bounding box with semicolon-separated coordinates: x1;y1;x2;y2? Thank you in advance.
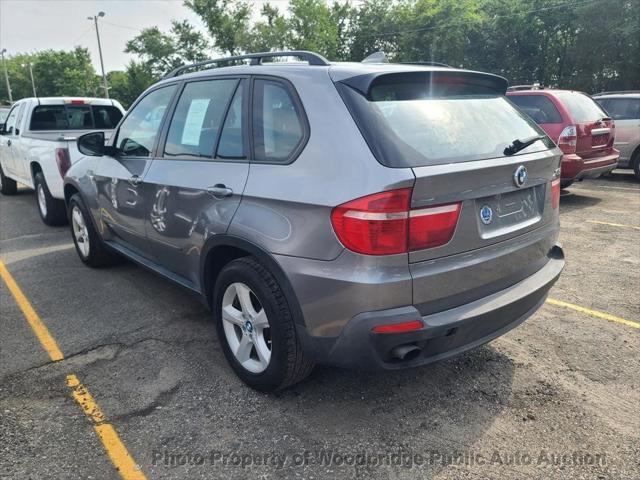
0;48;99;102
184;0;252;55
125;19;210;77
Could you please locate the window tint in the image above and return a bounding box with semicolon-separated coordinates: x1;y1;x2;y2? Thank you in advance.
339;81;553;168
93;106;124;128
216;82;245;158
30;105;123;130
253;79;304;162
597;98;640;120
164;79;237;159
0;109;9;123
554;91;607;123
31;105;67;130
508;95;563;123
117;85;177;157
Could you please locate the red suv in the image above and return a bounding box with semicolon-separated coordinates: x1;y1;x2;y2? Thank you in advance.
507;87;619;187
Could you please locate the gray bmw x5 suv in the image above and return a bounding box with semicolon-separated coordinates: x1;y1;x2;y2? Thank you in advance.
64;51;565;391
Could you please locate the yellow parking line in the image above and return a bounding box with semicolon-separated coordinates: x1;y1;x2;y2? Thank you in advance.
547;298;640;329
67;375;147;480
587;220;640;231
0;260;64;361
0;260;146;480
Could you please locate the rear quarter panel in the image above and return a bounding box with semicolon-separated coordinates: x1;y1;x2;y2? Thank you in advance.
228;69;415;261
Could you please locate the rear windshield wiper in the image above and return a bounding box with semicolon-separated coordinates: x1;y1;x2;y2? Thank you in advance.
504;134;546;156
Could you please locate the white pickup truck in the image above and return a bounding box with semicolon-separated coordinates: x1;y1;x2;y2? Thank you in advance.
0;97;125;224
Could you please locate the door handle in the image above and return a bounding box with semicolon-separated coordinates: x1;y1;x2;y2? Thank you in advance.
6;139;11;147
206;184;233;198
128;175;142;186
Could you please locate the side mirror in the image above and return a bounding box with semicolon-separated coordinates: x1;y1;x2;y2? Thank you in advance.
78;131;107;156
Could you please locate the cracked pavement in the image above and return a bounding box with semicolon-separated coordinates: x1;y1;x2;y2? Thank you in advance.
1;172;639;479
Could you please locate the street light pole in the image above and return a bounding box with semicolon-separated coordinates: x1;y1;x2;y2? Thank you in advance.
27;62;37;97
88;11;109;99
0;49;13;103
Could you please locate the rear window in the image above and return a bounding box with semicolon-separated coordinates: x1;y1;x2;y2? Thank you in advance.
596;97;640;120
30;105;123;131
338;80;553;168
553;91;607;123
508;94;563;123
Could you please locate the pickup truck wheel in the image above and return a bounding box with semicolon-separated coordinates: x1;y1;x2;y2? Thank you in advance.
0;163;17;195
34;172;67;226
213;257;314;392
68;194;119;268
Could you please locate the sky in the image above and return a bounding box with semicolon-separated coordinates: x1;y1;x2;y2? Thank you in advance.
0;0;282;73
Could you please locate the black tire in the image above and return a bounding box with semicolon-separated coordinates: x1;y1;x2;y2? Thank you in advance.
633;151;640;181
0;163;17;195
213;256;314;392
560;179;574;189
68;194;119;268
34;172;67;225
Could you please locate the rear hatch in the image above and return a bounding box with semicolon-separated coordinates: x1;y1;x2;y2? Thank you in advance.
553;91;616;159
335;68;562;311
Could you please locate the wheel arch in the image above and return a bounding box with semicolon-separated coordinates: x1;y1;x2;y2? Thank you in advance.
30;160;42;183
200;235;306;326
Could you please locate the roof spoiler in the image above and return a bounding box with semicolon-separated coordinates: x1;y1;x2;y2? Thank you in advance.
340;70;509;96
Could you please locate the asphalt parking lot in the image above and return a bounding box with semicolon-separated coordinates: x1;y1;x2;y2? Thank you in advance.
1;171;638;480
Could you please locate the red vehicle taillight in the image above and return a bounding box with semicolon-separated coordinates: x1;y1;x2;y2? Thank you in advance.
551;179;561;209
55;148;71;178
372;320;424;334
330;188;462;255
558;125;577;154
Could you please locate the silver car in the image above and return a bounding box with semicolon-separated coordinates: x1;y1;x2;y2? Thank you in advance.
63;51;564;391
593;91;640;179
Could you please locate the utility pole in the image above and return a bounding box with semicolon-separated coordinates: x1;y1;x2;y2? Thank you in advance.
0;48;13;103
88;11;109;98
22;62;36;97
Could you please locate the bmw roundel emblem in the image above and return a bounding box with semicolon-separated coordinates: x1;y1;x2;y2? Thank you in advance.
514;165;528;188
480;205;493;225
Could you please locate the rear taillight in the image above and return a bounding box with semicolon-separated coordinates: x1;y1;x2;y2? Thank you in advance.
558;125;577;154
55;148;71;178
330;188;461;255
551;179;560;209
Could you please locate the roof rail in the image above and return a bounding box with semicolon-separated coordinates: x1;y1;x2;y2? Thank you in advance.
593;90;640;96
507;84;545;91
361;51;450;68
165;50;331;78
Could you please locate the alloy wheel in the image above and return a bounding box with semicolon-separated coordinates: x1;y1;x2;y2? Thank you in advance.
37;184;47;217
221;282;272;373
71;206;90;258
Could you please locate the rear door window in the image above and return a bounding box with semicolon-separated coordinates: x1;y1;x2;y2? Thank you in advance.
216;82;246;159
338;79;554;168
508;95;563;123
252;79;305;163
553;91;608;123
164;79;238;159
597;98;640;120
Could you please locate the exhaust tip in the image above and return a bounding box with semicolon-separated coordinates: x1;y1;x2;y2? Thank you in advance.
391;344;421;362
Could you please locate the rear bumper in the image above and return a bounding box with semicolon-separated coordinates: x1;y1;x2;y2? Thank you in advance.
298;245;564;370
561;150;619;181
